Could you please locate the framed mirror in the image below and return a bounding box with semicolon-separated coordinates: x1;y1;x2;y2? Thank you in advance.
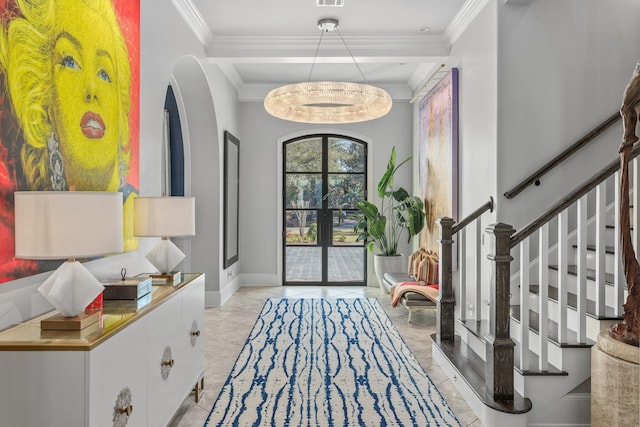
223;131;239;268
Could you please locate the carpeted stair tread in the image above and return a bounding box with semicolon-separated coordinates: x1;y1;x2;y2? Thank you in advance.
429;334;532;415
528;284;621;320
510;305;595;348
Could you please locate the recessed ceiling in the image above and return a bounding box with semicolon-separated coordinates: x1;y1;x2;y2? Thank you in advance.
182;0;472;101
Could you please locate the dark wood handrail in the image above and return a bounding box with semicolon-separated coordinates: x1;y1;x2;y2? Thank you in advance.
452;197;494;234
503;112;621;200
510;144;640;248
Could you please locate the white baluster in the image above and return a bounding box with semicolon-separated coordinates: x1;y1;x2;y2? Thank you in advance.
595;183;606;317
519;240;530;372
576;195;587;343
475;218;482;323
557;209;568;346
538;224;549;371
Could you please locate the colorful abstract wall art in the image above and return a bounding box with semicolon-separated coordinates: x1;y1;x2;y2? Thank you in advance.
0;0;140;283
418;68;458;253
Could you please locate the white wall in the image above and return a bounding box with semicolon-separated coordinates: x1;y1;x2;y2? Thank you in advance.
448;0;498;222
497;0;640;229
199;61;239;305
170;58;239;306
426;0;640;321
0;0;242;328
435;0;498;321
238;101;413;287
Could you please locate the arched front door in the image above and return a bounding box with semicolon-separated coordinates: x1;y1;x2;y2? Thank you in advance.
283;135;367;285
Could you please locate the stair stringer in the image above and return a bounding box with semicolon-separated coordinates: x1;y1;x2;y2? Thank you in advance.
453;318;591;426
430;340;529;427
513;346;591;424
526;392;591;427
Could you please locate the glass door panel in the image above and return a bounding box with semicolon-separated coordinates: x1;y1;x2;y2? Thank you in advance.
327;174;364;209
283;135;367;285
328;137;365;173
286;246;322;282
286;138;322;172
285;210;318;245
331;210;360;246
285;174;322;209
328;247;365;282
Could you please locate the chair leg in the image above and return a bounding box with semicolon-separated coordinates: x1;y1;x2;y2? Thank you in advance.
408;308;412;323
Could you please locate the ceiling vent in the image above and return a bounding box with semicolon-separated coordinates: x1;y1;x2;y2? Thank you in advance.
316;0;344;6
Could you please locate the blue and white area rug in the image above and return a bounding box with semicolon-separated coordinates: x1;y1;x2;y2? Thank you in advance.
204;298;461;426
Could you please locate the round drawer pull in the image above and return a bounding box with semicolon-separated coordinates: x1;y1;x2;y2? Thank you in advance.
190;320;200;347
161;346;174;380
117;405;133;416
113;387;133;427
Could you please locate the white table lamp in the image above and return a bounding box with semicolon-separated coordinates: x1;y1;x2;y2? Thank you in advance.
134;196;195;274
14;191;124;318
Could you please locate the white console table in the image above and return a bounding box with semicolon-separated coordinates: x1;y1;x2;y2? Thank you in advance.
0;273;205;427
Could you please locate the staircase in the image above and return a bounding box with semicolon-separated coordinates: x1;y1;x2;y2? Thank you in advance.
430;119;635;426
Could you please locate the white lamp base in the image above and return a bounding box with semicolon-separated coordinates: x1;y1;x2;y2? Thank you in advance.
37;261;105;317
146;239;186;274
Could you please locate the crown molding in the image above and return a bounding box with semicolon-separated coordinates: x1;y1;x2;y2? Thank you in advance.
443;0;491;46
170;0;215;45
205;34;449;63
215;63;243;91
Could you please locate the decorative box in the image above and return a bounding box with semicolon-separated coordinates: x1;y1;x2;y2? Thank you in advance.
101;276;152;300
103;292;153;314
139;271;183;286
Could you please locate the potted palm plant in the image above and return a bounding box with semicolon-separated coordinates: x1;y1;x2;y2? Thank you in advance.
354;146;426;292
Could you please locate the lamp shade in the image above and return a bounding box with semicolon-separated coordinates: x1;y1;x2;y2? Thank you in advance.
14;191;124;259
134;196;195;237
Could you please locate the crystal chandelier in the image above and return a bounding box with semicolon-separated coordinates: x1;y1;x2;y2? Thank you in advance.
264;18;392;124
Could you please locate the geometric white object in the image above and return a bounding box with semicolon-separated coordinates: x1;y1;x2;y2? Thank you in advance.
13;191;123;318
36;260;105;317
145;238;186;274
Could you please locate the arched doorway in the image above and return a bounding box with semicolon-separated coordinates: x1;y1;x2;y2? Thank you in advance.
283;134;367;285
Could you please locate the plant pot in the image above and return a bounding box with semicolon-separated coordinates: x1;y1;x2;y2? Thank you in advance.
373;254;406;294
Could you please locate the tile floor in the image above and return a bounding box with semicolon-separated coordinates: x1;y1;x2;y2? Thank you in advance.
168;285;483;427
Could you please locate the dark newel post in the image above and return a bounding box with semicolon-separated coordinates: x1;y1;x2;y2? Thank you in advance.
437;217;455;343
485;223;515;401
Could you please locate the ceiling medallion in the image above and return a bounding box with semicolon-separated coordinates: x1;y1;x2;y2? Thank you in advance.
263;19;392;124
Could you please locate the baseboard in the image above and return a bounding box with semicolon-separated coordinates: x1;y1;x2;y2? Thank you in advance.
205;276;240;306
239;273;281;286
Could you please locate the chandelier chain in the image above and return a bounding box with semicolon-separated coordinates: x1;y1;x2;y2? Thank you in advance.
262;18;392;124
307;29;326;82
335;28;367;83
